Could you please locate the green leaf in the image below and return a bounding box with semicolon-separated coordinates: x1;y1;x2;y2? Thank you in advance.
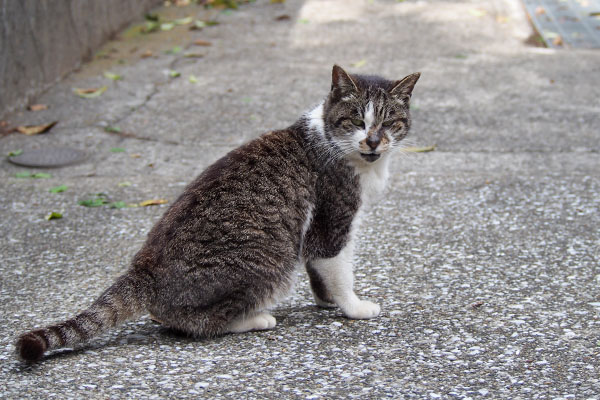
169;70;181;78
193;20;207;29
145;13;160;22
109;201;129;209
103;71;123;81
189;75;199;83
161;22;175;31
164;46;183;55
49;185;68;193
16;171;52;179
143;20;161;33
104;126;122;133
118;181;132;187
298;18;309;24
174;16;193;25
78;194;109;207
110;147;126;153
45;211;63;221
7;149;23;157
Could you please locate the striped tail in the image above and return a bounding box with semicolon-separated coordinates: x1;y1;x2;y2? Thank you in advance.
16;271;152;362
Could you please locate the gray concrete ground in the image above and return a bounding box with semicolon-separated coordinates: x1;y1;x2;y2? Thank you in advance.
1;0;599;398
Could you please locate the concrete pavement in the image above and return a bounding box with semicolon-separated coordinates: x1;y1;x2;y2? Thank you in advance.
1;0;599;398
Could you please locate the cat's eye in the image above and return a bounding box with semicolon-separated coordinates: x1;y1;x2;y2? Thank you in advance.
350;119;365;128
382;120;394;127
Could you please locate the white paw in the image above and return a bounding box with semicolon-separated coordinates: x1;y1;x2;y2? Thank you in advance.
227;312;276;333
254;313;277;330
342;300;381;319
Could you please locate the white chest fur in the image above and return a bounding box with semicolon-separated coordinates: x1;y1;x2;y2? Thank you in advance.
353;155;391;207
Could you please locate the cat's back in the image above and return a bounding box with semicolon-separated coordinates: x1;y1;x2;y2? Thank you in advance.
135;128;317;272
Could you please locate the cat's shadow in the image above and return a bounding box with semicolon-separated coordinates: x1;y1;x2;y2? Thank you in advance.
15;304;344;369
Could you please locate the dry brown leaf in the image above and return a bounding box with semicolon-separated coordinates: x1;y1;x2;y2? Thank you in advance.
28;104;48;111
402;145;436;153
140;50;154;58
139;199;168;207
194;39;212;46
73;86;107;98
553;35;564;46
130;153;142;159
16;121;58;135
275;14;291;21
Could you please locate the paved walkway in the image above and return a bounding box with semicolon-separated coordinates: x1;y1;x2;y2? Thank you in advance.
523;0;600;48
1;0;599;398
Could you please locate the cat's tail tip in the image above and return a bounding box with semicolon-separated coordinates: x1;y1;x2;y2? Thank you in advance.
15;331;47;362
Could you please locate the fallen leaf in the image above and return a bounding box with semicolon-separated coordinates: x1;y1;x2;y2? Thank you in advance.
145;13;160;22
535;6;546;15
275;14;291;21
271;0;286;3
164;46;183;54
351;59;367;68
130;153;142;158
118;181;132;187
28;104;48;111
191;20;207;29
109;201;129;209
184;52;204;58
189;75;199;83
140;50;154;58
194;39;212;46
169;70;181;78
174;16;193;25
110;147;126;153
104;126;122;133
78;194;109;207
298;18;309;24
74;86;107;99
553;35;564;46
16;171;52;179
7;149;23;157
468;8;487;17
161;22;175;31
402;145;436;153
45;211;63;221
103;71;123;80
49;185;68;193
16;121;58;135
139;199;168;207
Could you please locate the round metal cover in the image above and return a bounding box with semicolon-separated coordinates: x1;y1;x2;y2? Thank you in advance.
8;147;87;168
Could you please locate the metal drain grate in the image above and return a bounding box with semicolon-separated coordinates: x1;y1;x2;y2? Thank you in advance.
522;0;600;48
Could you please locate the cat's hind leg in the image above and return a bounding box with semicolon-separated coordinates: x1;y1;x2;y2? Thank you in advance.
226;312;276;333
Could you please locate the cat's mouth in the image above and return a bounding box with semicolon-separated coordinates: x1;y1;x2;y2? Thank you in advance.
360;153;381;163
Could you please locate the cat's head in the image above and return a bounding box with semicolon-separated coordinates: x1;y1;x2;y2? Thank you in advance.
322;65;420;164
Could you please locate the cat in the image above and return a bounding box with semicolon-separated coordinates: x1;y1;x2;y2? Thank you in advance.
16;65;420;362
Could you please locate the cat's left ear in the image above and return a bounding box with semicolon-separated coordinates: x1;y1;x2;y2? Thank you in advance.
390;72;421;102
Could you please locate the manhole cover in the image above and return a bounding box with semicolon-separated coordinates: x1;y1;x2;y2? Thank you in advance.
8;147;87;168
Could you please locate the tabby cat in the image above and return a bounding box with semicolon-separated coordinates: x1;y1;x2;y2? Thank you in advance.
16;65;420;362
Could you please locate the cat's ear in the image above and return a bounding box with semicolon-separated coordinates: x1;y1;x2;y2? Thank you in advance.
390;72;421;102
331;65;359;94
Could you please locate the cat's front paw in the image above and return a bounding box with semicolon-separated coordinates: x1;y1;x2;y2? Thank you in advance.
342;300;381;319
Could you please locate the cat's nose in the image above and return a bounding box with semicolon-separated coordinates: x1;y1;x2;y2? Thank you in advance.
366;135;381;150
